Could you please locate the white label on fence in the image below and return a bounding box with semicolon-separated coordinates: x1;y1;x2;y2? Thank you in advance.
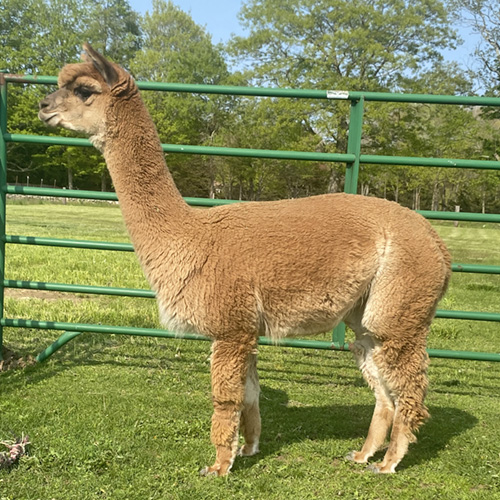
327;90;349;99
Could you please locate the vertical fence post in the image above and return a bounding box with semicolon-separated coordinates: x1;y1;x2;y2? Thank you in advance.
0;75;7;360
332;97;365;348
344;97;364;195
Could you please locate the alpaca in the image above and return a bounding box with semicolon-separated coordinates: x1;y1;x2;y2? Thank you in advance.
38;44;451;476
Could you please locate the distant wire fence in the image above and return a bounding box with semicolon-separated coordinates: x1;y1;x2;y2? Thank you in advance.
0;74;499;362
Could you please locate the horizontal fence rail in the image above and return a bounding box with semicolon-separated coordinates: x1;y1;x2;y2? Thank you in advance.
3;278;500;322
6;74;500;106
6;133;500;171
0;74;499;362
5;234;134;252
1;318;498;364
4;279;155;298
5;235;500;274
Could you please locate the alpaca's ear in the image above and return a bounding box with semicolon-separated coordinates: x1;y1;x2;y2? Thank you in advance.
82;43;119;87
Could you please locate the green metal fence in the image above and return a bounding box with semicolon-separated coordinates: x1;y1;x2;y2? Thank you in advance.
1;74;499;363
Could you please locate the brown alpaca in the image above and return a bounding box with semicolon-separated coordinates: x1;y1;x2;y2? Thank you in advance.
38;44;451;476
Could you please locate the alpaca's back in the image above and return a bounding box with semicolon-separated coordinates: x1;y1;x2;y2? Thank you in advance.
164;193;450;341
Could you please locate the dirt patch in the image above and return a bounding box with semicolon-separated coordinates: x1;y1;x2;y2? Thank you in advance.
5;288;83;302
0;346;36;372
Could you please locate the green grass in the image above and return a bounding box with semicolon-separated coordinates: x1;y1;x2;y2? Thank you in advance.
0;202;499;500
428;222;500;353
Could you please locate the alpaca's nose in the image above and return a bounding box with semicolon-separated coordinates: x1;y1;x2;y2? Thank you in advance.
39;97;50;110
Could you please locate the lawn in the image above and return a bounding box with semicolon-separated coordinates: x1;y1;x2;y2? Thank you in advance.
0;201;499;500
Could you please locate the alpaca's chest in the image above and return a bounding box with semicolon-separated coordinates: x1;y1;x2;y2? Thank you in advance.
153;270;212;336
157;295;204;335
139;245;210;335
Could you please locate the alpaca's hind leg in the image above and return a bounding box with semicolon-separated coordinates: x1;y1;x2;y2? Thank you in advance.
347;336;394;464
200;339;256;477
239;352;261;457
368;338;430;474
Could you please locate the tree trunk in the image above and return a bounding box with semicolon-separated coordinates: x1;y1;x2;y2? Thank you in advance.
68;168;74;190
441;184;447;211
327;167;340;193
248;176;255;201
101;172;107;192
208;158;216;199
431;179;439;211
413;187;421;210
454;205;460;227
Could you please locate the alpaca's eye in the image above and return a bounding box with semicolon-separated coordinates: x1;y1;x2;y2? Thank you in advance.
74;87;94;101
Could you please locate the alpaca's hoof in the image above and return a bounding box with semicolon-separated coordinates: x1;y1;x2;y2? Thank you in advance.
199;462;232;477
200;467;221;477
199;466;220;477
366;463;381;473
345;450;368;464
366;463;396;474
238;442;259;457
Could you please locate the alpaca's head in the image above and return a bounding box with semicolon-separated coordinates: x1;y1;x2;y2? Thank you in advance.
39;44;136;147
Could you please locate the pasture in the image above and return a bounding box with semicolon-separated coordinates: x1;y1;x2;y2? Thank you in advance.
0;201;499;499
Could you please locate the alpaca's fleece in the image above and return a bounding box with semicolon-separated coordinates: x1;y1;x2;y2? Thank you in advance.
39;44;452;476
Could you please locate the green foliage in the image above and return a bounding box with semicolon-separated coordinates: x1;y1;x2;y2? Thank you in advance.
1;0;499;209
127;0;231;197
130;0;227;85
0;0;141;74
213;97;332;200
222;0;499;204
230;0;458;89
0;0;78;74
84;0;142;65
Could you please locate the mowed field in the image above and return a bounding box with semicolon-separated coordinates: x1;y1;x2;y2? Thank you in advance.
0;201;499;500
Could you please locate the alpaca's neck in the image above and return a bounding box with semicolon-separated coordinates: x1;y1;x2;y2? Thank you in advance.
98;93;193;254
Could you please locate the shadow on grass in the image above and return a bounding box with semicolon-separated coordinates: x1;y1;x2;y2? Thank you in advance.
0;335;359;393
233;385;478;473
0;356;71;401
0;333;210;391
401;405;478;470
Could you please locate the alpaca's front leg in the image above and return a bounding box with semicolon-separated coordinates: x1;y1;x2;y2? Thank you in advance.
200;339;256;477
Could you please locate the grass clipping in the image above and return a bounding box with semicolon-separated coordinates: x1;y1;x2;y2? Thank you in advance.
0;347;36;372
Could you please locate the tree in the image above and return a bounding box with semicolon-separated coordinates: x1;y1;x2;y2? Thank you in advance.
227;0;462;194
213;96;330;200
448;1;500;213
450;0;500;94
84;0;142;64
230;0;459;90
1;0;141;189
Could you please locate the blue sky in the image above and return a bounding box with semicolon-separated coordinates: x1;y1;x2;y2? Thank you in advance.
129;0;246;44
